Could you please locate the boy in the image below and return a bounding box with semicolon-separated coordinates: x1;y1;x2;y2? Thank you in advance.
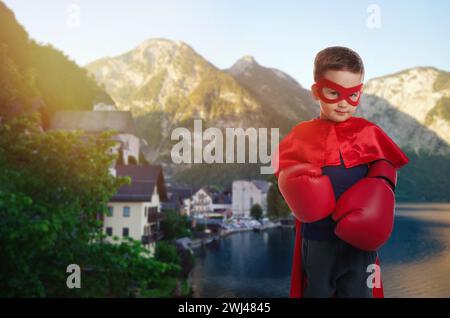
273;47;409;298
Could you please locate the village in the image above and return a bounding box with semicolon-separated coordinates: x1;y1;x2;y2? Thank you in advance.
49;103;293;260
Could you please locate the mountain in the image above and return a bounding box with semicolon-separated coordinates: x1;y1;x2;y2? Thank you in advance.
87;37;450;156
86;38;272;162
226;58;450;155
85;38;317;162
85;38;263;123
85;38;450;201
85;38;450;159
225;55;318;128
0;2;113;127
358;67;450;155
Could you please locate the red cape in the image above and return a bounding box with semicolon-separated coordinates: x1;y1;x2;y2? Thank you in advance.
273;116;409;298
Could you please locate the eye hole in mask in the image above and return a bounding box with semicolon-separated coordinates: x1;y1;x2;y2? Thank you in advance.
314;78;363;107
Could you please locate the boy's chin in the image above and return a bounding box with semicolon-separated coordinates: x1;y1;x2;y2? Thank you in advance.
321;111;352;122
332;114;352;122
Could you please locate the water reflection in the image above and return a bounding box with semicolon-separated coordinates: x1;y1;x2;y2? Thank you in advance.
192;203;450;298
381;203;450;297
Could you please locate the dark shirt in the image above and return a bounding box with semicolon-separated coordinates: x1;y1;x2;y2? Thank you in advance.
301;152;369;241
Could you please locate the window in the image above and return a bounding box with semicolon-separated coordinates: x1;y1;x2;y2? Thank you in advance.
123;206;130;217
107;206;114;217
106;227;113;236
122;228;129;237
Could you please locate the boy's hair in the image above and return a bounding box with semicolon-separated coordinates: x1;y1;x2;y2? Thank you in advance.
313;46;365;81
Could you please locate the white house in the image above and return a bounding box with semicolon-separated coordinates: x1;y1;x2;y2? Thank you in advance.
191;188;212;217
232;180;271;219
103;165;168;255
190;187;232;218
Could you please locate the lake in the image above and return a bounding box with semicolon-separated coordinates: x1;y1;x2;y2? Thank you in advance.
191;203;450;298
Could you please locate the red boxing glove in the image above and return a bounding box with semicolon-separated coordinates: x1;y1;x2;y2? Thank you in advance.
278;163;335;223
332;160;397;251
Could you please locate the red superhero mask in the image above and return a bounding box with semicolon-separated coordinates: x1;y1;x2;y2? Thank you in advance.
314;78;364;106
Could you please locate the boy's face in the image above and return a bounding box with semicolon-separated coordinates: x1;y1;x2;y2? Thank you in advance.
311;70;364;123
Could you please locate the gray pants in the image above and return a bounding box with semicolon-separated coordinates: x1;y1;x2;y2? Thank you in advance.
302;238;378;298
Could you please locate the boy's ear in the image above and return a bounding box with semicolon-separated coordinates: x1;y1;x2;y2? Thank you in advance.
311;84;319;101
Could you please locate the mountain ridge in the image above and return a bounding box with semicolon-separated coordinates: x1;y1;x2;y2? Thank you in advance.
85;38;450;160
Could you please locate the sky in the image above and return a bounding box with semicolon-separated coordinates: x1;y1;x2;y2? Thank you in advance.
3;0;450;87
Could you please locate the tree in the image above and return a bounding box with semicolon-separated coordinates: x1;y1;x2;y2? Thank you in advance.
194;223;206;233
0;3;187;297
0;43;38;119
0;2;113;128
250;203;263;220
155;241;181;265
0;114;181;297
160;209;192;240
266;175;291;220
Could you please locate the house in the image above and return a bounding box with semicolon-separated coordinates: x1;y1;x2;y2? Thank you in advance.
190;187;232;218
166;186;194;216
49;110;141;168
190;188;212;217
104;165;168;254
232;180;271;219
48;108;169;254
210;188;232;217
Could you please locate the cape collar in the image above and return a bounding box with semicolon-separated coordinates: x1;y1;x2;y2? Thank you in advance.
273;116;409;175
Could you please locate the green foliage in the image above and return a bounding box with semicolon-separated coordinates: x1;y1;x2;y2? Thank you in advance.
0;2;113;127
194;223;206;232
132;70;167;102
160;209;192;240
63;237;180;298
179;278;193;297
172;163;261;189
0;3;192;297
425;97;450;125
250;204;263;220
0;43;38;118
0;115;181;297
135;111;165;154
434;70;450;91
154;241;181;265
396;150;450;202
266;174;291;220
